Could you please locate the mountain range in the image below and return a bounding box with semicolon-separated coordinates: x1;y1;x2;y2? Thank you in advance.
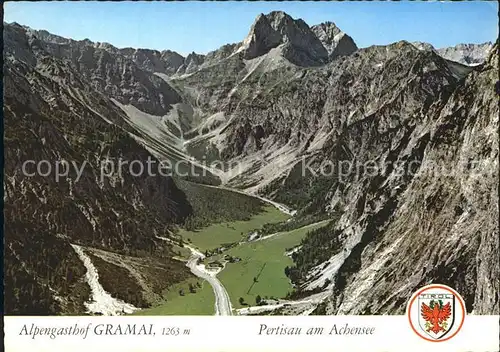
3;11;498;315
412;41;494;66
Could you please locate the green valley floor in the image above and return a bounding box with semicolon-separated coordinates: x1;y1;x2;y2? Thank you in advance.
137;202;330;315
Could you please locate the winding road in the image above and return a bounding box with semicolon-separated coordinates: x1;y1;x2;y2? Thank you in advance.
185;248;233;316
155;236;233;315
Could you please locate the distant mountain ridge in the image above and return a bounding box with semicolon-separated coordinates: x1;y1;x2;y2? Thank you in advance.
412;41;493;66
12;19;492;75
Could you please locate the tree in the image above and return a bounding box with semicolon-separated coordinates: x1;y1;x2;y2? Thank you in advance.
179;289;185;296
188;283;196;293
253;277;258;283
256;295;262;305
239;297;245;306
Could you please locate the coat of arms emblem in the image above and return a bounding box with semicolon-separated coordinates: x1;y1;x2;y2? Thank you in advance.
407;284;465;342
418;293;454;339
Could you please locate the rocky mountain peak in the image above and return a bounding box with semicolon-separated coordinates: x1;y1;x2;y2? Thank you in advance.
311;21;358;60
159;50;185;74
411;41;435;52
240;13;282;59
265;10;291;24
240;11;329;66
264;10;301;33
311;21;342;38
177;51;206;74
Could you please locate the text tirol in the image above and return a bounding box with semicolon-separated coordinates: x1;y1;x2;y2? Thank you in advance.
258;323;376;336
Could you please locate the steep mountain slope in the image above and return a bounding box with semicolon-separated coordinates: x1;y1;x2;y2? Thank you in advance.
22;25;186;84
3;23;197;314
438;42;494;66
18;25;181;116
319;45;499;315
120;48;185;76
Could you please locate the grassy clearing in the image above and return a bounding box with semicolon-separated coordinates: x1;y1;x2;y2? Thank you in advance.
133;278;215;315
178;205;289;251
218;220;331;309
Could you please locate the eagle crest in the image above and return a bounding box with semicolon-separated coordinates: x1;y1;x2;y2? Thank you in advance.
421;300;452;334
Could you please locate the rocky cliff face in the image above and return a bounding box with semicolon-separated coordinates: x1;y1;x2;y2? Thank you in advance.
321;46;499;315
177;52;206;75
311;22;358;60
239;11;330;66
119;48;185;76
177;41;468;189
